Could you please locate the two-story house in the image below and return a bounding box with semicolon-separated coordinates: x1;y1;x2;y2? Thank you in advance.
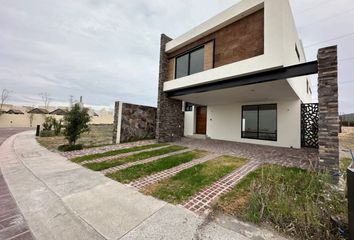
157;0;313;149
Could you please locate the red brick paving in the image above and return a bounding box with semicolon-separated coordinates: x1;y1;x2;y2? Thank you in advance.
0;128;34;240
129;153;220;189
183;160;261;214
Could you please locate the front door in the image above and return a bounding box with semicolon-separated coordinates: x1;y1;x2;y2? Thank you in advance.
196;106;207;134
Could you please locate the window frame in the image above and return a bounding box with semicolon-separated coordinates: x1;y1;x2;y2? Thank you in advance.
241;104;277;141
184;102;193;112
174;45;205;79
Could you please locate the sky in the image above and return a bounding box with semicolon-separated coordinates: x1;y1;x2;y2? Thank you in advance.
0;0;353;113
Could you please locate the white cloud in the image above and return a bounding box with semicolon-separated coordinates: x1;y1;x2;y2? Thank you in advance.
0;0;353;113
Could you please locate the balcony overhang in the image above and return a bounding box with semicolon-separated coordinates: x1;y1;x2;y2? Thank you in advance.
165;61;318;98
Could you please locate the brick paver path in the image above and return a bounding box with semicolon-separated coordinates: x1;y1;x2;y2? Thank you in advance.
62;139;157;159
0;128;34;240
129;153;221;189
176;138;319;214
183;160;261;214
79;145;170;165
178;138;319;170
101;149;191;175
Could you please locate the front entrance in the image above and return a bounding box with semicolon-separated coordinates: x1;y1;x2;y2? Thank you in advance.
196;106;207;134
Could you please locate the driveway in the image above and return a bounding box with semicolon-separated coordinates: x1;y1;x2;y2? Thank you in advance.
0;131;250;240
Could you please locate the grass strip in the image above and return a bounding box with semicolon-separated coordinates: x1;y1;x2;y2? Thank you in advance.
84;145;187;171
72;143;168;162
215;165;348;240
143;156;246;204
107;150;207;183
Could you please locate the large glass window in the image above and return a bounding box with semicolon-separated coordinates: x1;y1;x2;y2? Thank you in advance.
175;47;204;78
242;104;277;141
175;54;189;79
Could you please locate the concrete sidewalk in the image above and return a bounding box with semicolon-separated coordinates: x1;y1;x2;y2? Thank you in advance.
0;131;249;240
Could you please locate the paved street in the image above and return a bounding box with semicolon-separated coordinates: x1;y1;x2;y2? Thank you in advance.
0;128;34;240
0;131;250;240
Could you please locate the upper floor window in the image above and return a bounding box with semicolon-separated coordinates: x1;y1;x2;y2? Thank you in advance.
175;47;204;79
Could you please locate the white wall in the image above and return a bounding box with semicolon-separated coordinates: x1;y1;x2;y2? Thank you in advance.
204;99;302;148
0;114;113;128
184;107;195;136
281;0;312;103
163;0;312;105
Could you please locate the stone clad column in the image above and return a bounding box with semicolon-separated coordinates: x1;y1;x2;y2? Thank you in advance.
156;34;184;142
317;46;339;171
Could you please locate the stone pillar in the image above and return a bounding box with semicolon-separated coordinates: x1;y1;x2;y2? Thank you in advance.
156;34;184;142
317;46;339;172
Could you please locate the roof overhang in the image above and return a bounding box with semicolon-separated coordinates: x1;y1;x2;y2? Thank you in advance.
166;61;318;97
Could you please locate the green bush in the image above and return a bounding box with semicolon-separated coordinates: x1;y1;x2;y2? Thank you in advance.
42;116;55;131
52;119;63;136
58;144;83;152
39;130;55;137
63;103;91;146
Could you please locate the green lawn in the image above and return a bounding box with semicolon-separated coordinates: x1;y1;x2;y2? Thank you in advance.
143;156;246;204
107;150;207;183
215;165;348;240
83;145;187;171
71;143;168;162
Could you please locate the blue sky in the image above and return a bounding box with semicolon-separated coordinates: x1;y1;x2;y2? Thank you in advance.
0;0;353;113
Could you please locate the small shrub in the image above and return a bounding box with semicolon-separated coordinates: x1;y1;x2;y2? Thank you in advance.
58;144;83;152
40;130;55;137
52;119;63;136
42;116;55;131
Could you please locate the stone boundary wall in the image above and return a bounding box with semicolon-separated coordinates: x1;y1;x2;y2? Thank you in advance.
112;101;156;144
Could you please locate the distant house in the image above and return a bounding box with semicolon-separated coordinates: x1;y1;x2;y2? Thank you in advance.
49;109;67;115
27;108;49;114
6;109;24;115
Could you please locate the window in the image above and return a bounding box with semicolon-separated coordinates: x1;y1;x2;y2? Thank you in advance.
175;47;204;78
184;102;193;112
242;104;277;141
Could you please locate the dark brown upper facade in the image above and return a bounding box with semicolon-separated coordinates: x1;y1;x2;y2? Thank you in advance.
167;9;264;80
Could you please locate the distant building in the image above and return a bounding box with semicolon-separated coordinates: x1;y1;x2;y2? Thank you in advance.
27;108;49;114
49;109;68;116
6;109;24;115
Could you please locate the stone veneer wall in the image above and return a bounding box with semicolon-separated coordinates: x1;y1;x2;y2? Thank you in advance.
317;46;339;171
112;101;157;144
156;34;184;142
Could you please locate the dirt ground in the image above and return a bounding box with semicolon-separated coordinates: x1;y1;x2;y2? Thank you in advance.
36;124;113;151
340;127;354;149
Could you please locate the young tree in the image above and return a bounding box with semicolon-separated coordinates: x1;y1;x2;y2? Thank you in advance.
0;89;11;115
63;103;91;145
40;92;51;110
